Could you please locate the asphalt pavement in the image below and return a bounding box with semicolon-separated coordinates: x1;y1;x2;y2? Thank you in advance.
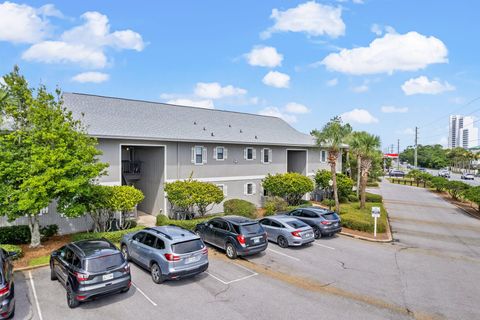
14;180;480;319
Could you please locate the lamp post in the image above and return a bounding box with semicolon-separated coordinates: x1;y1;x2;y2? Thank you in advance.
328;179;333;210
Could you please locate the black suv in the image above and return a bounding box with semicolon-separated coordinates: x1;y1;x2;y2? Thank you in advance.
195;216;268;259
0;248;16;319
284;207;342;238
50;239;131;308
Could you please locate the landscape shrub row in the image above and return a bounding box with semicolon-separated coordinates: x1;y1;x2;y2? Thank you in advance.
156;215;215;230
72;226;144;243
223;199;257;218
0;224;58;244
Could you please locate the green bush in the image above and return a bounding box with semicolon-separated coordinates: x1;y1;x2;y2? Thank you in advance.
321;199;336;209
315;170;354;202
0;244;23;259
339;203;386;233
223;199;257;218
156;215;214;230
445;180;470;200
0;225;30;244
348;194;359;202
0;224;58;244
464;186;480;212
262;173;314;205
264;197;289;216
430;176;448;192
365;192;382;202
366;181;379;187
72;226;144;243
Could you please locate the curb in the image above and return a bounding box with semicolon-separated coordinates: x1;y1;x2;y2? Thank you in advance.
339;231;392;243
14;263;49;273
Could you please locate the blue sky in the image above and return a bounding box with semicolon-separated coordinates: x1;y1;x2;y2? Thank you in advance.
1;0;479;151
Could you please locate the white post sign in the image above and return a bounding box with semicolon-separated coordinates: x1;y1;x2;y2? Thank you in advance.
371;206;381;237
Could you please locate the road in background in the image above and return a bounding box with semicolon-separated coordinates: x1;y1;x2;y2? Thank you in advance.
427;168;480;186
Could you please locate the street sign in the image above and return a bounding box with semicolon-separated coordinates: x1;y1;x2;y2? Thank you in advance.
371;206;381;237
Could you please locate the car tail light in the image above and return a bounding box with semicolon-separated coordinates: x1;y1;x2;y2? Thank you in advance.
164;253;181;262
237;234;246;246
321;221;330;225
75;272;89;282
201;247;208;255
291;230;301;238
0;284;9;297
76;295;87;301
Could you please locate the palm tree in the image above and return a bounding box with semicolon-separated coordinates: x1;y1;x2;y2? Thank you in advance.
347;131;364;198
355;133;381;209
312;116;352;211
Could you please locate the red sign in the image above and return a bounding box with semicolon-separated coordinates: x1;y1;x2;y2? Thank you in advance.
384;153;399;158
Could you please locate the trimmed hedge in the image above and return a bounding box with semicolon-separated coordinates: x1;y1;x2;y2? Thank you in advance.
264;197;289;216
348;194;359;202
365;192;383;203
72;226;144;243
0;224;59;244
339;202;387;233
40;224;59;239
223;199;257;218
156;215;214;230
0;244;23;259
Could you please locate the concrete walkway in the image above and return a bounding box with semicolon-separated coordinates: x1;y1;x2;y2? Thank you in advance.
136;211;156;227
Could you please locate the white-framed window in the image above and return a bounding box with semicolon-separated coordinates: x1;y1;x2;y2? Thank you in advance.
261;148;272;164
320;150;327;163
214;146;227;161
244;147;256;160
216;184;228;196
244;182;256;195
191;146;207;165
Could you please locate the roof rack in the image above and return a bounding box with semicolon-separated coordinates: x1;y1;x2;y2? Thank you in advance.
144;227;173;240
167;224;196;236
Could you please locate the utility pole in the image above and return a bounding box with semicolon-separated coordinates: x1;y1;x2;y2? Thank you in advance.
397;139;400;169
414;126;418;168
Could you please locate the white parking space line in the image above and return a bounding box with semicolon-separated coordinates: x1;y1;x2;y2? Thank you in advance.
313;242;335;250
131;282;157;306
206;262;258;285
205;271;229;285
267;248;301;261
28;271;44;320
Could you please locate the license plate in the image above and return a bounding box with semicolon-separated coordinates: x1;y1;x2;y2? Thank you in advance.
305;233;312;238
185;256;200;264
252;237;261;244
334;223;338;227
103;273;113;281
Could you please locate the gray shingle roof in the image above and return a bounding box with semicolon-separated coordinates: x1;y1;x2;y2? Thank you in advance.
63;93;317;146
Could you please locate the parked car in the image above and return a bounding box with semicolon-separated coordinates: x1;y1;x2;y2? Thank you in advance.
461;173;475;180
0;248;16;319
283;207;342;238
121;226;208;284
418;167;427;172
438;170;450;178
195;216;268;259
389;170;406;177
50;239;131;308
259;216;314;248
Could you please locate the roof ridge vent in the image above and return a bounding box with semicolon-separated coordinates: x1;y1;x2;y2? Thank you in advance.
211;132;214;137
203;127;206;131
194;121;197;125
240;129;243;133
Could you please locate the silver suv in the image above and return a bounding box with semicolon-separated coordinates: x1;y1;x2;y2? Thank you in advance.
120;226;208;284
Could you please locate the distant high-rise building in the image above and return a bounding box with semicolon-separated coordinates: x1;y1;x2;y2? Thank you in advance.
448;115;478;149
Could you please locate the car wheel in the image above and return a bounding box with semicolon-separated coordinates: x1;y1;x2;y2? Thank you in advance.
150;263;164;284
194;228;204;240
66;285;80;309
277;236;288;248
225;242;237;259
121;245;130;261
50;262;57;281
313;227;321;239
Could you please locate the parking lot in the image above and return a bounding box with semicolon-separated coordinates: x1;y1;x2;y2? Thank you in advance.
14;181;480;320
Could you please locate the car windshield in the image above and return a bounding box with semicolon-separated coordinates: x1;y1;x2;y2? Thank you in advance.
171;239;204;254
321;213;338;220
240;222;264;235
285;220;308;228
85;253;124;273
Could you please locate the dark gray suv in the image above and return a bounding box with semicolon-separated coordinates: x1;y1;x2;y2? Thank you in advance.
284;207;342;238
121;226;209;284
0;249;15;319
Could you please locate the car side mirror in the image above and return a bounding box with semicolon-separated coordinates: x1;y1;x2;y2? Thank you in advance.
7;251;18;259
51;251;59;257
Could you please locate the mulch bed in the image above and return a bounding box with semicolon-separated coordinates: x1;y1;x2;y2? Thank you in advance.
437;192;480;219
14;235;71;269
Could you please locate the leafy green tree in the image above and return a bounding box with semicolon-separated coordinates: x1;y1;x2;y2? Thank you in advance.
262;172;314;205
190;181;224;216
445;181;470;200
400;144;448;169
311;116;352;211
315;170;354;202
464;186;480;212
0;67;107;247
347;131;364;197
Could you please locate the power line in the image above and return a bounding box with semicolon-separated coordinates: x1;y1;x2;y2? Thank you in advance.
419;96;480;129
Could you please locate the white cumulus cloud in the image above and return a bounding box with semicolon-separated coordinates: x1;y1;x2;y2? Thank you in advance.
284;102;310;114
381;105;408;113
326;78;338;86
320;31;448;75
258;107;297;124
72;72;109;83
194;82;246;99
262;71;290;88
341;108;378;124
245;46;283;68
166;98;214;109
261;1;345;39
22;11;144;68
0;1;61;43
401;76;455;95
